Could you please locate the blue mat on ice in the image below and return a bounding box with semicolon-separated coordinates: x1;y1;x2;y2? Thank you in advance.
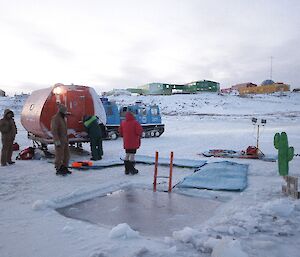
71;156;207;170
134;155;207;168
176;161;248;191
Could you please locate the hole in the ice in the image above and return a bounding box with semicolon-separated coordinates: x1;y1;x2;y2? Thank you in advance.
56;187;221;237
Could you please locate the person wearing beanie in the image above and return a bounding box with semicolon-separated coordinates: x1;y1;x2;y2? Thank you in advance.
0;109;17;166
50;104;71;176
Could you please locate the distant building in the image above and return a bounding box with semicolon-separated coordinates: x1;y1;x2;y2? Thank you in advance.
231;82;257;90
0;89;6;97
186;80;220;93
138;80;220;95
261;79;275;86
238;80;290;95
220;88;232;94
139;83;184;95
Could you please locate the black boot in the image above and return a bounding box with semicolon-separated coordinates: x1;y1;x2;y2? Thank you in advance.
124;160;130;175
56;165;68;176
128;161;138;175
62;165;72;174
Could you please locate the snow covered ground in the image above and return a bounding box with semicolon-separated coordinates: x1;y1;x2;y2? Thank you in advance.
0;92;300;257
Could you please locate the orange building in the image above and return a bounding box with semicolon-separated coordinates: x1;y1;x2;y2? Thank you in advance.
238;80;290;95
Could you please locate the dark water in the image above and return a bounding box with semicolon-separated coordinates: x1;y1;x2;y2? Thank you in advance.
57;188;221;237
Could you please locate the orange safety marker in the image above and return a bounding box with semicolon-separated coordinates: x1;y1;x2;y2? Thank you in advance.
71;161;93;168
153;151;159;192
168;151;174;192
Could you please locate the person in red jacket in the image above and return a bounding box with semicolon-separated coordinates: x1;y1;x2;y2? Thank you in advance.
118;112;143;175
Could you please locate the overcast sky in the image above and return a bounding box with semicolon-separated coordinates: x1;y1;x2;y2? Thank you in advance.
0;0;299;95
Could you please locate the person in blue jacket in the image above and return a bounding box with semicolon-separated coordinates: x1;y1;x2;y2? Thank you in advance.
83;115;103;160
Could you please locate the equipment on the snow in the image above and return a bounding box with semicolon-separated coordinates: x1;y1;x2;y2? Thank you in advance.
16;147;35;160
101;98;165;139
246;146;258;156
71;161;93;168
201;118;273;161
201;148;276;162
251;117;267;155
274;132;294;176
69;160;124;170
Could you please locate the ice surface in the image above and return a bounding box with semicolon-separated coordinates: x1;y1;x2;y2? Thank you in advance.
57;187;221;237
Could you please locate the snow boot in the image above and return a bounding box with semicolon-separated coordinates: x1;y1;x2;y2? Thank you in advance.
128;161;138;175
124;160;130;175
56;165;68;176
62;165;72;174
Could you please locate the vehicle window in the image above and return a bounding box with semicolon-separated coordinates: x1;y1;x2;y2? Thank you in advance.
139;108;147;116
151;107;158;116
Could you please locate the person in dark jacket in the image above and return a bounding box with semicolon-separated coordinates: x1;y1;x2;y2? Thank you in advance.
83;115;103;161
50;104;71;176
118;112;143;175
0;109;17;166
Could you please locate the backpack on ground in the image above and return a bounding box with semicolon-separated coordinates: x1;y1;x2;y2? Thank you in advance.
16;147;35;160
246;146;258;156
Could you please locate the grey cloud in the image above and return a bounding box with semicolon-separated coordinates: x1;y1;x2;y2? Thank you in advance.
2;18;73;60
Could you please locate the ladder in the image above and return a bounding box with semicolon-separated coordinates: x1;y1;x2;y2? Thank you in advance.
153;151;174;192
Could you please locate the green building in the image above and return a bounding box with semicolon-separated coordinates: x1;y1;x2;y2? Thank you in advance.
140;83;181;95
186;80;220;93
138;80;220;95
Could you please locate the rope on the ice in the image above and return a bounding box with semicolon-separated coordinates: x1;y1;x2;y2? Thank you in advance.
294;153;300;157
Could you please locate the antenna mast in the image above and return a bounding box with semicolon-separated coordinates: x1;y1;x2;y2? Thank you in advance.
270;56;273;80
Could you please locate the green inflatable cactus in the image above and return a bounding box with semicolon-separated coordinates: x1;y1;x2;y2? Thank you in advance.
274;132;294;176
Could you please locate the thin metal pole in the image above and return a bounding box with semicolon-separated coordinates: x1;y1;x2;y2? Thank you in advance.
168;151;174;192
256;124;260;150
270;56;273;80
153;151;159;192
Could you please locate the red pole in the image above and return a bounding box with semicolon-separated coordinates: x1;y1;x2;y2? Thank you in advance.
153;151;159;192
168;151;174;192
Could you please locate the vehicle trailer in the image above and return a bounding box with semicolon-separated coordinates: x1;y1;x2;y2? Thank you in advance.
21;84;106;148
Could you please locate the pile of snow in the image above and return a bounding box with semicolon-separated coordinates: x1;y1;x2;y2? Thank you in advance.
263;199;295;217
108;223;139;239
172;227;199;243
211;238;248;257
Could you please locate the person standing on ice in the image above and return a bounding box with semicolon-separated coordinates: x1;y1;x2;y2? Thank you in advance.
83;115;103;161
118;111;143;175
50;104;71;176
0;109;17;166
